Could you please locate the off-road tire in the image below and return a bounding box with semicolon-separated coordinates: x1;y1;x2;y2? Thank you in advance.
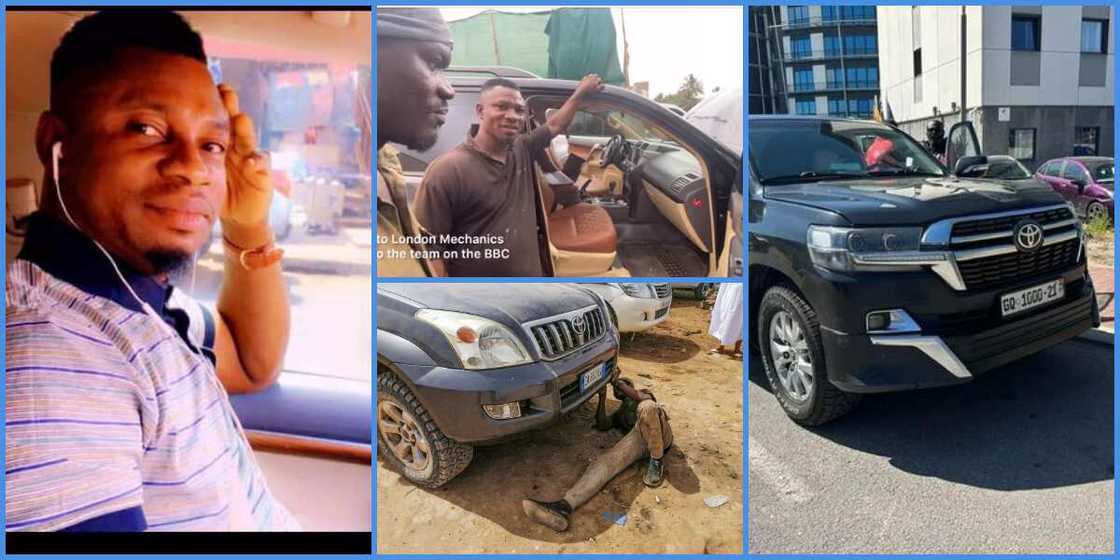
377;371;473;488
758;286;860;426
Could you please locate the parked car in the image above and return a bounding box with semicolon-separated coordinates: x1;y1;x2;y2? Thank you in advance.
749;115;1099;426
1035;156;1114;223
582;283;672;333
960;154;1032;180
386;73;743;278
376;283;620;487
671;281;715;299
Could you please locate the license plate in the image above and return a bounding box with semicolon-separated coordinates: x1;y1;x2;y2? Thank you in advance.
579;363;606;392
1001;279;1064;317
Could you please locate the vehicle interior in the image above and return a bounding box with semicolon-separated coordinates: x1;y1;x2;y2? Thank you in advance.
6;9;372;532
390;82;735;277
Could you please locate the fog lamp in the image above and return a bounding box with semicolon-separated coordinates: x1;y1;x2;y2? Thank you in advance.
483;402;522;420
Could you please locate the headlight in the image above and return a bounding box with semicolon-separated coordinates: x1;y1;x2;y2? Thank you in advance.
415;310;531;370
619;283;655;298
807;225;936;272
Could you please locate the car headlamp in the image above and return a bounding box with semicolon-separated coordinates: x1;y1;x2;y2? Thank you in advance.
619;283;655;298
415;309;531;370
807;225;938;272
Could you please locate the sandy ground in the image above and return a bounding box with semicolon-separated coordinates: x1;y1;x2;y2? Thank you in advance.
1087;232;1114;269
376;294;744;554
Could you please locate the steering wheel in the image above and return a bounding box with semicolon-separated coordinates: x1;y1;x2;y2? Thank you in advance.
601;134;628;168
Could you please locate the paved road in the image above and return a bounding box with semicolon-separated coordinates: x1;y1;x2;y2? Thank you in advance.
748;337;1114;554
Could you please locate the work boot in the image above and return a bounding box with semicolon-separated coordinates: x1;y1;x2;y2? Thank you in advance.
521;498;571;532
644;457;665;487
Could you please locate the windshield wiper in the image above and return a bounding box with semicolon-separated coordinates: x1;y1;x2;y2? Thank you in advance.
761;171;870;185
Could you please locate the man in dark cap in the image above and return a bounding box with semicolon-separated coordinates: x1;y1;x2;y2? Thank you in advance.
376;7;456;276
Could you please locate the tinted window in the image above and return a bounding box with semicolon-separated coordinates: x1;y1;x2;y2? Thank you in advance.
749;119;945;183
1092;162;1114;182
1012;15;1040;51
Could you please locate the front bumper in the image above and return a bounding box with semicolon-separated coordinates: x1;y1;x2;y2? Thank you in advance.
813;265;1098;393
394;334;618;444
614;294;673;332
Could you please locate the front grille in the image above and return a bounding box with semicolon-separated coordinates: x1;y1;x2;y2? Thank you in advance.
528;307;607;359
653;283;671;298
956;239;1079;290
950;207;1072;239
941;205;1080;291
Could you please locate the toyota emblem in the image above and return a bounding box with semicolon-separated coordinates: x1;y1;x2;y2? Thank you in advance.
1013;221;1044;252
571;316;586;334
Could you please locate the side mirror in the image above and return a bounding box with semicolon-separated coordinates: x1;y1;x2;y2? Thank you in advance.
954;155;988;177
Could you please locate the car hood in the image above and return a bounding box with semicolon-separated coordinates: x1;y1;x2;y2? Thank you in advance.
764;176;1065;226
377;283;600;325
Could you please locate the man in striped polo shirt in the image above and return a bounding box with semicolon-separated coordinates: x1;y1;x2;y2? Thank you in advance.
6;11;298;531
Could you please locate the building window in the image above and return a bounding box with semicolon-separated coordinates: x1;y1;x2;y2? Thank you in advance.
821;6;837;22
790;36;812;59
848;98;872;118
846;66;877;89
1074;127;1100;156
1009;128;1037;160
793;69;814;92
796;99;817;115
827;97;846;116
824;34;841;56
844;34;877;55
839;6;874;21
826;67;844;89
788;6;809;26
1081;19;1108;54
913;48;923;77
1011;15;1041;51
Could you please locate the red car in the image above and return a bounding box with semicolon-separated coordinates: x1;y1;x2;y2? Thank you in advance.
1034;156;1115;223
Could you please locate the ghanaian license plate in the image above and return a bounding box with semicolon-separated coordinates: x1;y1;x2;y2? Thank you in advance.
579;363;606;392
1001;279;1064;317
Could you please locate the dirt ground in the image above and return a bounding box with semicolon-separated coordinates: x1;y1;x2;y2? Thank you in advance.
376;294;744;554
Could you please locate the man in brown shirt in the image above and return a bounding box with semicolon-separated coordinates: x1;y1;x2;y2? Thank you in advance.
414;74;603;276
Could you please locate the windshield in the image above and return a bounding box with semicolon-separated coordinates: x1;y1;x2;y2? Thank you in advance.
1092;162;1114;182
749;119;946;184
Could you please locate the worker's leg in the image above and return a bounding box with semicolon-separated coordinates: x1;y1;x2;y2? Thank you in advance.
637;400;673;486
522;427;647;532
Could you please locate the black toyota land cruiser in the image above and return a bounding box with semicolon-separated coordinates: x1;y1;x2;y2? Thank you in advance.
749;116;1100;425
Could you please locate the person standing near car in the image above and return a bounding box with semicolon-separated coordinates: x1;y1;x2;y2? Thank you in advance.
376;7;456;276
708;282;743;358
413;74;604;276
6;11;297;531
522;377;673;532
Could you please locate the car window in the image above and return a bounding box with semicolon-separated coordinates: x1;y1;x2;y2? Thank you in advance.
1037;161;1055;176
1092;162;1114;182
202;37;372;383
749;119;945;183
1062;162;1089;183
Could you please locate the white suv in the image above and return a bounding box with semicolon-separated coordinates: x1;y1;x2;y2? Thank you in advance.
583;283;672;333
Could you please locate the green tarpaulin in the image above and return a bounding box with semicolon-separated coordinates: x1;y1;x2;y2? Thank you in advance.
447;8;624;85
545;8;625;85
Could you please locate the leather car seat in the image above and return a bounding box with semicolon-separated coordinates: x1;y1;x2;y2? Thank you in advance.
537;166;619;275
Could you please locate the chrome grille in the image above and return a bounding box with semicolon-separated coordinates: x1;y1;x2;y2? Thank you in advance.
653;283;671;298
924;204;1082;291
526;306;607;360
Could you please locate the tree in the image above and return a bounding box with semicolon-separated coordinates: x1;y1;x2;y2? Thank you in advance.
654;73;706;111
